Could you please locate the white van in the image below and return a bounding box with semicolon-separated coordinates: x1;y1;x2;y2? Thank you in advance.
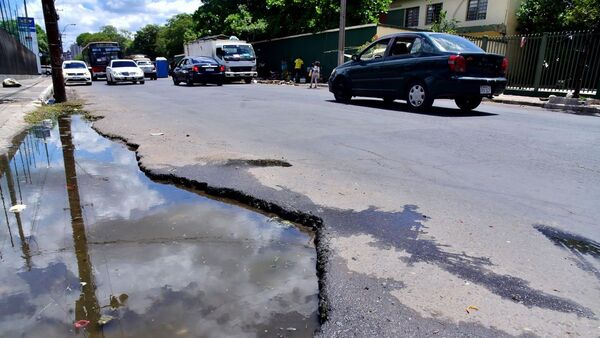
185;35;257;83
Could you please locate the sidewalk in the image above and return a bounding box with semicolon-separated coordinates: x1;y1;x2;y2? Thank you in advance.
491;94;600;116
0;76;53;154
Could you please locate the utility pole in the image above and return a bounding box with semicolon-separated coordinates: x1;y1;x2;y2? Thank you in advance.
41;0;66;102
337;0;346;66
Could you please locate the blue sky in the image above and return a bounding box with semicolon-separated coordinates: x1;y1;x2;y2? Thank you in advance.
26;0;201;48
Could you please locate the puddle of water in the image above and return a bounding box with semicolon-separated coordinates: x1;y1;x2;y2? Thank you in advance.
0;116;318;337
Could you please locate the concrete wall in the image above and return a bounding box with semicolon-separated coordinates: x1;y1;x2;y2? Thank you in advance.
387;0;523;35
0;28;38;75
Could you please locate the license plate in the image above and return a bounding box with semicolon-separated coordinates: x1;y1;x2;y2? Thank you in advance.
480;85;492;94
205;68;214;72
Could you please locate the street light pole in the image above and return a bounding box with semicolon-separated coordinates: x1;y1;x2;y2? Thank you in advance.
337;0;346;66
60;23;75;59
41;0;66;102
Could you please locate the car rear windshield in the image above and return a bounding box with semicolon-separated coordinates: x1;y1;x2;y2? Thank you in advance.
112;61;137;68
64;63;86;69
191;58;216;64
428;34;484;53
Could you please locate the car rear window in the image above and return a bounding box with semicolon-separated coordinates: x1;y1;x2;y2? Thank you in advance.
112;61;137;68
428;34;484;53
64;63;86;69
191;58;215;64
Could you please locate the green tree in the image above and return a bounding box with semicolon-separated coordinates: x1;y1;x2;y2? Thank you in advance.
75;25;133;52
131;24;163;58
191;0;393;41
430;10;458;34
36;24;50;64
516;0;600;33
156;14;196;58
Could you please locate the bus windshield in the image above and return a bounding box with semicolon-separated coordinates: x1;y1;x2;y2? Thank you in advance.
83;43;122;67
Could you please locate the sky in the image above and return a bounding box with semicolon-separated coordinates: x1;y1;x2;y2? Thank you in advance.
23;0;201;48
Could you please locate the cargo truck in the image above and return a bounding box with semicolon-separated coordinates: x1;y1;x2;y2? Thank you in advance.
184;35;257;83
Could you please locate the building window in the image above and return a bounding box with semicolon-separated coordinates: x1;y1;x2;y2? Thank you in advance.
405;7;420;27
466;0;487;21
426;3;443;25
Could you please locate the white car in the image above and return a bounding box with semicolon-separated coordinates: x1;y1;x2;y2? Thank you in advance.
106;59;145;85
62;61;92;85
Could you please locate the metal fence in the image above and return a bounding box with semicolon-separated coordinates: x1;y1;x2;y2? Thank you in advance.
0;0;28;41
467;31;600;97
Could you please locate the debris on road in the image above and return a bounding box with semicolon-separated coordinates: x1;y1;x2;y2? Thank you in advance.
465;305;480;314
2;78;22;88
98;315;114;326
74;320;90;329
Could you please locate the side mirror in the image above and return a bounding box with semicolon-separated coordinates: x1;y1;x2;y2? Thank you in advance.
351;54;359;62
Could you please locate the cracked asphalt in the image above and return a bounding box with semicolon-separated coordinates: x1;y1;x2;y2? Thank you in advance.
72;79;600;337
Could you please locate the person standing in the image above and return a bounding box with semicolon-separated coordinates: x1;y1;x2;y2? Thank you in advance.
309;61;321;88
293;57;304;83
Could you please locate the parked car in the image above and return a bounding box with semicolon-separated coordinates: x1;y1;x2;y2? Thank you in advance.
328;32;508;111
135;59;157;80
172;56;225;86
62;61;92;86
106;59;145;85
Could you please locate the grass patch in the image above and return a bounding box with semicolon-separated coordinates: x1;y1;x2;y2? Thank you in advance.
25;99;95;124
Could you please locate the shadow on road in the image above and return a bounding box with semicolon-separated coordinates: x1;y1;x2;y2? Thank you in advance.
328;99;498;117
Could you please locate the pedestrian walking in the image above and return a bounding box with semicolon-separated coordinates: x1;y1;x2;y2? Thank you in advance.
309;61;320;88
293;57;304;83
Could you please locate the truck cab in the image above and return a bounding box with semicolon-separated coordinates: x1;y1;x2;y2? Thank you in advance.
185;36;257;84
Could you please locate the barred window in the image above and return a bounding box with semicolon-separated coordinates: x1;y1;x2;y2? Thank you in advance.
466;0;487;21
405;7;420;27
426;3;443;25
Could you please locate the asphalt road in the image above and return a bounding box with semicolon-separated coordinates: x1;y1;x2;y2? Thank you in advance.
73;78;600;337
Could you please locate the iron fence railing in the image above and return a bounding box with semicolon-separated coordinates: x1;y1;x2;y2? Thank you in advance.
466;31;600;97
0;0;27;41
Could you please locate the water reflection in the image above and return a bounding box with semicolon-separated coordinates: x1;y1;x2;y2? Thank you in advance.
0;116;318;337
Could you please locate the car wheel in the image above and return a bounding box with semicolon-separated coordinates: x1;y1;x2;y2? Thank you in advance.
406;82;433;111
86;82;92;86
244;78;252;84
173;77;179;86
455;96;482;111
216;80;223;86
333;78;352;103
186;77;194;86
140;81;145;85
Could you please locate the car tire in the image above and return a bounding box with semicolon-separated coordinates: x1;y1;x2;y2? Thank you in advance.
140;81;145;85
186;77;194;86
217;80;223;86
173;77;179;86
333;78;352;103
406;81;433;111
86;82;92;86
455;96;482;111
244;78;252;84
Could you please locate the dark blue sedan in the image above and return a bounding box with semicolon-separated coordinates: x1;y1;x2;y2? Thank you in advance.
328;32;508;111
172;56;225;86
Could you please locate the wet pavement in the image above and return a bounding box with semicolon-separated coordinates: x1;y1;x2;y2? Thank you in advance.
0;116;318;337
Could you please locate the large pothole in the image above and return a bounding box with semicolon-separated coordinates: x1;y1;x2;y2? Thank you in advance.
0;115;319;337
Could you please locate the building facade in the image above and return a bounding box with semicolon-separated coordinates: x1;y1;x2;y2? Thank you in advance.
381;0;523;36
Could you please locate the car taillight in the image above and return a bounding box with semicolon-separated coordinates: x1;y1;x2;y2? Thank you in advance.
219;65;225;72
502;57;509;75
193;65;200;72
448;55;466;73
92;66;103;73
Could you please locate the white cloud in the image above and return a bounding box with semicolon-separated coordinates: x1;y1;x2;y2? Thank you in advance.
25;0;201;48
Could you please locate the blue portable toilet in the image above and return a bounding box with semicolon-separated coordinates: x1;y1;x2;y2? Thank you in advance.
155;57;169;78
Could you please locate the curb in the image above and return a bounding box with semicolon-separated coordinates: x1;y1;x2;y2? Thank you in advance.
38;83;54;104
543;103;600;116
490;98;545;108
